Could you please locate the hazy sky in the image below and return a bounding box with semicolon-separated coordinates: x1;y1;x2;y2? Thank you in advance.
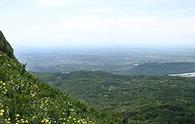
0;0;195;48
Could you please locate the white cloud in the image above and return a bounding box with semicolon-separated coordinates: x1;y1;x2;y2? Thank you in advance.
8;15;195;47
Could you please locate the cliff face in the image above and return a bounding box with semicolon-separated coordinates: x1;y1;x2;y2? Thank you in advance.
0;31;16;59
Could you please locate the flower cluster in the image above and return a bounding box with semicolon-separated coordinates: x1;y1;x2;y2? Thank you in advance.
0;81;7;94
0;109;5;116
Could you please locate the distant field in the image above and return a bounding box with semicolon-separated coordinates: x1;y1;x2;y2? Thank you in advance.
129;62;195;75
17;48;195;75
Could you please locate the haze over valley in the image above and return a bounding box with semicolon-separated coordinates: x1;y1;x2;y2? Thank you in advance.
17;47;195;76
1;0;195;123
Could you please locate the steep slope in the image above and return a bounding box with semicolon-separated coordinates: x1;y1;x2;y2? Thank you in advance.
0;54;94;124
0;31;16;59
0;32;115;123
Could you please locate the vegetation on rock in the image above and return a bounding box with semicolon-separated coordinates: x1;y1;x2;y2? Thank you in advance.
0;31;16;60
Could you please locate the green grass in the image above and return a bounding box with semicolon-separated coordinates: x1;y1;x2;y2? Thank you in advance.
0;53;119;124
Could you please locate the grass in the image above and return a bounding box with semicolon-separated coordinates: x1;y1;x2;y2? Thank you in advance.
0;53;119;124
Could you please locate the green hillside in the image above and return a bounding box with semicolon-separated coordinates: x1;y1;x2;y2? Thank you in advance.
0;53;100;124
1;30;195;123
36;71;195;124
0;32;116;124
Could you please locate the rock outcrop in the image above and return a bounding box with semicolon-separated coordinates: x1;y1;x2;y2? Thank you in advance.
0;31;16;59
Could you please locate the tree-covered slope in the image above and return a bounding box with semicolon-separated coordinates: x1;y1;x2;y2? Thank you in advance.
36;71;195;124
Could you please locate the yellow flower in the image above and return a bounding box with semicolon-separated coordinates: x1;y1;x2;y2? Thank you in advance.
0;109;5;113
15;114;20;117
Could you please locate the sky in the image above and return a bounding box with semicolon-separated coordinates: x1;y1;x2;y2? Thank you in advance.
0;0;195;48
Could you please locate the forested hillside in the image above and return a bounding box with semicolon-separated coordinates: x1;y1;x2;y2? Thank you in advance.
36;71;195;123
